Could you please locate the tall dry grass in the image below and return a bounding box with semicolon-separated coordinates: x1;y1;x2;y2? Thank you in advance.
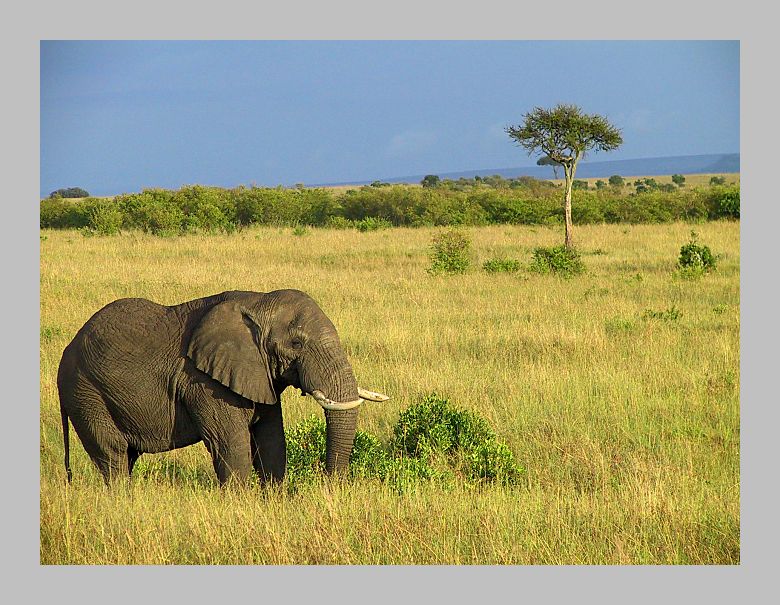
40;221;739;564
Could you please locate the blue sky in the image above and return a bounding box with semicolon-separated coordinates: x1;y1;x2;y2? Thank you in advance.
40;40;739;196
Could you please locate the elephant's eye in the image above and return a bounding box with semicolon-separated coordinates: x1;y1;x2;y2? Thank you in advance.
291;338;303;350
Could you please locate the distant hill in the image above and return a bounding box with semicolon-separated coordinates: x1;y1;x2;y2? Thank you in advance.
322;153;740;187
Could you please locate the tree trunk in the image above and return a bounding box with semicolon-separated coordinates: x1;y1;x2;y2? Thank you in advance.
563;165;574;249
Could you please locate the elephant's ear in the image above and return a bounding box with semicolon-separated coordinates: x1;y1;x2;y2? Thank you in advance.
187;301;277;405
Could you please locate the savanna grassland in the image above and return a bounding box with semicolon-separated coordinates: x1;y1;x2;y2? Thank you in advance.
39;220;739;564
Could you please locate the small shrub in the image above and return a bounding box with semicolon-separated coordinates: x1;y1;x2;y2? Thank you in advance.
624;272;644;284
40;325;63;342
382;457;448;494
355;217;392;232
529;245;585;277
583;285;609;300
642;306;683;321
482;257;521;274
292;225;309;237
604;317;636;334
325;216;355;229
466;441;520;483
427;228;472;275
678;231;717;275
390;393;522;485
348;431;390;479
284;416;327;482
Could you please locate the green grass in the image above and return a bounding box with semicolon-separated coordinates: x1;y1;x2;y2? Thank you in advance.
39;221;740;564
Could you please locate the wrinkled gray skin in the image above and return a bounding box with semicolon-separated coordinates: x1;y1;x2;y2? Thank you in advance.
58;289;362;485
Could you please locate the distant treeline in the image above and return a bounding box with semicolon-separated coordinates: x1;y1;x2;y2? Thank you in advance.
48;187;90;199
39;179;740;236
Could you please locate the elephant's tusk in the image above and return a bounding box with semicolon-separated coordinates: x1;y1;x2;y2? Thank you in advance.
309;390;364;411
358;387;390;402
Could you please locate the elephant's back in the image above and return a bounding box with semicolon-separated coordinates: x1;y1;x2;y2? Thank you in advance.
76;298;182;379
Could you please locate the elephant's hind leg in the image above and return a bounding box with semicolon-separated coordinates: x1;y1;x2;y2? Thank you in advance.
76;425;132;484
63;377;133;485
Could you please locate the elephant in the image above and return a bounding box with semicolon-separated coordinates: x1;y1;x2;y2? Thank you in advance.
57;288;389;485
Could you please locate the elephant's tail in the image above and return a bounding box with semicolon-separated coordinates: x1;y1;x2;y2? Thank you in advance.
60;403;72;484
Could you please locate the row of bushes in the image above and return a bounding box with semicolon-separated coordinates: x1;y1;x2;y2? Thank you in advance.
40;182;740;235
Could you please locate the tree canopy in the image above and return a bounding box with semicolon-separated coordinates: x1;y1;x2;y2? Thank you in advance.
506;104;622;168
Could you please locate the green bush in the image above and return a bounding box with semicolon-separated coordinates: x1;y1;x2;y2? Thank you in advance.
81;198;123;236
40;197;88;229
482;257;521;274
391;394;494;457
642;306;683;321
291;225;309;237
116;189;185;236
529;245;585;276
390;393;522;485
427;228;472;275
325;216;355;229
348;431;391;479
282;394;522;489
174;185;235;233
713;185;740;219
284;416;327;482
678;231;717;274
355;217;392;232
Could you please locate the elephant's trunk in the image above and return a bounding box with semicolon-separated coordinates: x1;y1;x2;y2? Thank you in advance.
323;407;359;474
300;337;389;476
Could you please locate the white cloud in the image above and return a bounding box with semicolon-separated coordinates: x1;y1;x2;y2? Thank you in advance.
386;130;437;158
615;109;655;133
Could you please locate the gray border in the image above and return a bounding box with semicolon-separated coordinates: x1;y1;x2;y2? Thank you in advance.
9;1;772;603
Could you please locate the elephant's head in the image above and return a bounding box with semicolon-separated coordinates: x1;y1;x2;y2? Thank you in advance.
187;289;388;474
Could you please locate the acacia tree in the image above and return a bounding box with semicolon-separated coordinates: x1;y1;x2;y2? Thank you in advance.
506;104;622;248
536;155;560;179
536;155;562;179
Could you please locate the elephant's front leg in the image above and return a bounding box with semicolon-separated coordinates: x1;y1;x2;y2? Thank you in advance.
185;381;254;486
250;404;286;483
203;426;253;486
